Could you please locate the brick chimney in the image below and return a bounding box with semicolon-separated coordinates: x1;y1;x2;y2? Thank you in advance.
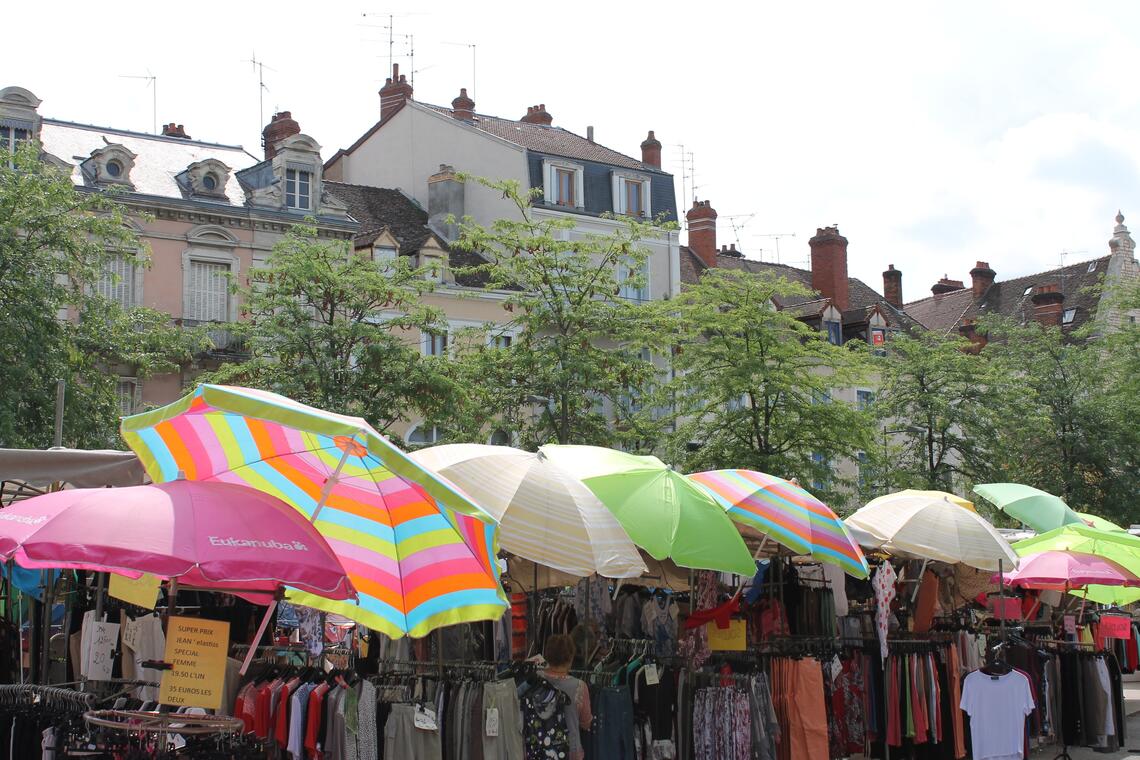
958;318;987;353
882;264;903;308
262;111;300;160
969;261;996;299
1031;283;1065;326
379;64;413;124
450;88;475;121
520;104;553;126
809;226;850;311
931;275;965;297
686;200;718;268
640;130;662;168
162;123;191;139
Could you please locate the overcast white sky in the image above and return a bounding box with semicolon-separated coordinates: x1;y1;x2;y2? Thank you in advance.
12;1;1140;301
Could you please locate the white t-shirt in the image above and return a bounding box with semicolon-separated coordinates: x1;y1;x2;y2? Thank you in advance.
960;669;1035;760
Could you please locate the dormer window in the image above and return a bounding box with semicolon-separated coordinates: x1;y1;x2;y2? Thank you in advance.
613;172;651;217
84;144;136;187
285;167;312;210
1;125;30;162
183;158;231;200
542;159;584;209
0;87;43;168
824;320;842;345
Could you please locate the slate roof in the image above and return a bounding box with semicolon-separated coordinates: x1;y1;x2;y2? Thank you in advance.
903;256;1110;334
324;181;489;287
679;246;917;328
38;119;258;206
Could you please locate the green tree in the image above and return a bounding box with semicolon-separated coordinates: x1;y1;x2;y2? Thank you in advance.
204;223;454;437
0;143;201;448
872;330;1003;493
657;268;875;507
446;177;671;448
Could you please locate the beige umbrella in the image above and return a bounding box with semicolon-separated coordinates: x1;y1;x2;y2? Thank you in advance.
410;444;647;578
846;491;1019;572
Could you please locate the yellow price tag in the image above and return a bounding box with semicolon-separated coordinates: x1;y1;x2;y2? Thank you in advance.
706;619;747;651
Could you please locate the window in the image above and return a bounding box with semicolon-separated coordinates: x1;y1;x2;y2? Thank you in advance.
555;167;576;207
618;260;650;301
727;393;748;412
1062;308;1077;325
811;389;832;405
824;320;842;345
857;451;869;491
856;389;876;411
1;125;29;163
424;330;448;357
1088;261;1098;273
810;452;829;491
407;425;442;447
625;180;644;216
116;379;139;417
491;334;513;350
105;160;122;178
186;260;230;321
373;245;397;270
96;254;138;308
489;429;511;446
202;173;218;191
285;168;312;210
1023;285;1033;296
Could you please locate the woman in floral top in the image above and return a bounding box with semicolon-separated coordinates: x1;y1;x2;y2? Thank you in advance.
540;635;593;760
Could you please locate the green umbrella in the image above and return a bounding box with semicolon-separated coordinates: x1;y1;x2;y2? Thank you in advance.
1013;523;1140;578
538;445;757;575
973;483;1083;532
1076;512;1126;532
1071;585;1140;606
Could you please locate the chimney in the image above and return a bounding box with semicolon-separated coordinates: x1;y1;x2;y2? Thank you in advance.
882;264;903;308
587;126;594;142
379;63;413;124
640;130;662;169
262;111;300;160
969;261;996;299
1031;283;1065;327
809;226;850;311
958;318;987;353
428;164;464;242
450;88;475;121
520;104;553;126
162;123;191;139
931;275;965;297
686;200;718;268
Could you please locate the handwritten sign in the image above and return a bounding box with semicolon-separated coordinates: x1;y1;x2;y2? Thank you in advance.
85;621;120;681
159;617;229;709
706;619;747;651
1100;614;1132;640
1063;615;1077;635
109;572;160;610
989;596;1021;621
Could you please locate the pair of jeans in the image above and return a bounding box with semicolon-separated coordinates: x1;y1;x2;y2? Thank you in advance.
590;687;635;759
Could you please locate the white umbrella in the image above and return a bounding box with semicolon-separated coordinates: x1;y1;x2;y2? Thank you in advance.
846;492;1019;572
409;444;647;578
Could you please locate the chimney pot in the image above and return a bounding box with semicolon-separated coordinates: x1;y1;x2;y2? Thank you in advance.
587;126;594;142
162;122;191;139
1031;283;1065;326
379;63;413;124
520;103;553;125
931;276;965;297
882;263;903;308
640;129;662;168
686;199;719;268
969;261;996;299
262;110;300;160
809;225;851;310
451;87;476;121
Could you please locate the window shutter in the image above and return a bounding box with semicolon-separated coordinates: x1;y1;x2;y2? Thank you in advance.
188;261;229;321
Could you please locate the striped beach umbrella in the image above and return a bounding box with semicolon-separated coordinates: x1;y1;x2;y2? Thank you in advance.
688;469;870;579
121;384;507;639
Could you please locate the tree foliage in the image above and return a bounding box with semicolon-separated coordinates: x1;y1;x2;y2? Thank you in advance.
656;268;875;507
203;223;455;437
447;177;671;448
0;143;202;448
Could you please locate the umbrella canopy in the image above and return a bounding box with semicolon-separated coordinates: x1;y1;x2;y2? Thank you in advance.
687;469;869;578
847;492;1019;571
538;445;757;576
409;444;646;578
1077;513;1126;532
972;483;1083;532
121;384;507;639
995;551;1140;591
0;480;355;601
1013;524;1140;579
1072;585;1140;606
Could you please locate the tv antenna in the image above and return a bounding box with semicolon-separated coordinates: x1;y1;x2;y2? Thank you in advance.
443;41;477;98
723;213;757;252
244;53;275;136
363;12;425;84
119;72;157;134
757;232;797;264
671;144;696;214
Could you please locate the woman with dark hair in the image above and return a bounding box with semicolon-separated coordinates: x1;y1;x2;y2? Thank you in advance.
541;634;593;760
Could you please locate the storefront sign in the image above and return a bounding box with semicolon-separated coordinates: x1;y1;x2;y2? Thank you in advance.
159;616;230;709
108;572;160;610
706;619;747;651
1099;614;1131;640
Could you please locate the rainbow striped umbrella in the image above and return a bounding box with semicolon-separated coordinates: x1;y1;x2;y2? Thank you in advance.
688;469;869;578
121;384;507;639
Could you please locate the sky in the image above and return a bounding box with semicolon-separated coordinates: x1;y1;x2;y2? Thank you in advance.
11;1;1140;302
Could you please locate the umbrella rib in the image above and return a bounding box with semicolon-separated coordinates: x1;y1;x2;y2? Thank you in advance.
358;456;410;635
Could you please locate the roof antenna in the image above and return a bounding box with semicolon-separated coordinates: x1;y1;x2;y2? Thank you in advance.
443;41;477;99
119;72;157;135
244;53;274;142
757;232;797;264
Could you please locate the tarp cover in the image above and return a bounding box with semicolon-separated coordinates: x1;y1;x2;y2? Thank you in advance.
0;448;145;489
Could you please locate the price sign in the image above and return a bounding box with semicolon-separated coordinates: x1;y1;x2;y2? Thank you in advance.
85;621;120;681
1063;615;1077;635
1100;614;1132;640
706;619;747;651
158;617;229;709
109;572;160;610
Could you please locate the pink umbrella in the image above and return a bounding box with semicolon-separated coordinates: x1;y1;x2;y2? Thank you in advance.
0;479;356;602
994;551;1140;591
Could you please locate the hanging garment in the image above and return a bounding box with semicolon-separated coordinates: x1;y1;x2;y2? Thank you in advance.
960;669;1034;760
748;673;779;760
873;563;897;661
520;680;572;760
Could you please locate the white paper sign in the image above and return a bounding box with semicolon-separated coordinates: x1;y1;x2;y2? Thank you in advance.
121;616;141;652
414;704;438;731
485;707;500;737
85;622;120;681
644;664;660;686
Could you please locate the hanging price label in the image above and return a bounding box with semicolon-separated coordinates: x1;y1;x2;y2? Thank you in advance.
644;663;660;686
414;704;438;731
485;707;500;737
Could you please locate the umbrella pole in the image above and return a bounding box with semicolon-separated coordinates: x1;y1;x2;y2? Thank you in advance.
998;559;1006;646
40;569;54;684
92;572;106;623
239;600;277;677
909;558;929;604
310;442;357;523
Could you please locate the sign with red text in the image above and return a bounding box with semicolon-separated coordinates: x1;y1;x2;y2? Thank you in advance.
1100;614;1132;640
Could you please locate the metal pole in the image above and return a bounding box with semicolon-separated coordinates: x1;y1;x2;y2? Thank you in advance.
53;379;65;447
998;558;1006;645
92;573;106;622
39;571;54;683
310;436;360;523
239;601;277;676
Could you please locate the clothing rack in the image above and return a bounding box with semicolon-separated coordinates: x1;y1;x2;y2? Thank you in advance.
0;683;96;710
